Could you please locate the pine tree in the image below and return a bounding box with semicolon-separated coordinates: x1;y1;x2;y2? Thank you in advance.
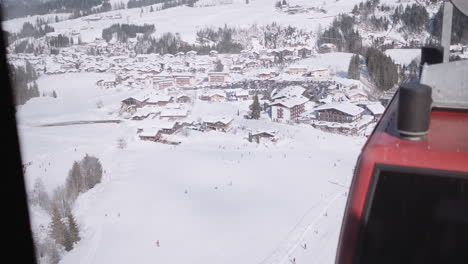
67;212;80;245
50;205;67;247
80;155;103;190
150;6;154;12
214;60;224;72
65;161;84;202
52;90;57;98
348;54;360;80
250;95;261;119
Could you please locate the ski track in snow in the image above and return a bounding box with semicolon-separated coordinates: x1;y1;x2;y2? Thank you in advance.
260;191;343;264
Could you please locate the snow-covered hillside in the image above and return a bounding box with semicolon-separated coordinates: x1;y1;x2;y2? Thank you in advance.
4;0;437;44
18;71;365;264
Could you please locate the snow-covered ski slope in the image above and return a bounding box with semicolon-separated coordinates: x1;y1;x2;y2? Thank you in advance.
18;73;365;264
3;0;424;43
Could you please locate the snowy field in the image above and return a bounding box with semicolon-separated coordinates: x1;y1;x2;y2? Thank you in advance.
385;48;421;66
3;0;366;43
18;73;365;264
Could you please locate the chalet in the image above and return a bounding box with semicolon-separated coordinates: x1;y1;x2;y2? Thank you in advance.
157;121;182;134
113;56;127;63
132;107;155;120
257;72;273;79
204;117;233;132
270;96;309;122
174;75;195;87
209;50;219;57
308;68;330;78
250;51;260;59
153;79;175;89
314;103;364;123
159;109;189;120
139;128;161;141
201;90;226;102
186;50;197;57
230;65;244;74
281;48;294;57
164;54;175;59
83;15;102;21
346;89;368;102
361;102;385;121
297;47;312;58
208;72;229;84
146;95;174;106
260;56;275;67
244;60;259;68
121;95;148;112
267;49;280;57
176;95;191;103
319;43;337;53
250;130;277;142
236;90;250;101
287;65;308;74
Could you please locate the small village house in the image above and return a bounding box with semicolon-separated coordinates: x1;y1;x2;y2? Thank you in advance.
159;109;189;120
139;128;161;141
203;117;233;132
314;103;364;123
319;43;337;53
174;75;195;87
208;72;230;84
287;65;308;75
308;68;330;78
146;95;174;106
176;95;191;103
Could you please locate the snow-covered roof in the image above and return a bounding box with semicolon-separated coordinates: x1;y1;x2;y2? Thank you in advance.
160;109;188;117
147;95;173;103
347;89;367;98
236;90;249;97
203;116;233;124
133;107;156;117
252;130;277;136
203;90;226;97
139;128;160;137
272;86;306;100
208;72;229;76
310;67;329;72
315;103;364;116
365;102;385;115
270;96;309;108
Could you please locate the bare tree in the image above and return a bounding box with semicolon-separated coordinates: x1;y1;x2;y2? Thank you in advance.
117;138;127;149
80;155;103;190
30;177;51;212
52;185;71;217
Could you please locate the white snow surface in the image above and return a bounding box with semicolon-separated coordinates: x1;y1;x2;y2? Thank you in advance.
18;72;366;264
384;49;421;66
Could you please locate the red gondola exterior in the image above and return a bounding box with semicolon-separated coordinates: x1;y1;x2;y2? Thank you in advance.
335;92;468;264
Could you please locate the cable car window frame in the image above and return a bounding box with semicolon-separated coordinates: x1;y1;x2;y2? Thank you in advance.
355;164;468;264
